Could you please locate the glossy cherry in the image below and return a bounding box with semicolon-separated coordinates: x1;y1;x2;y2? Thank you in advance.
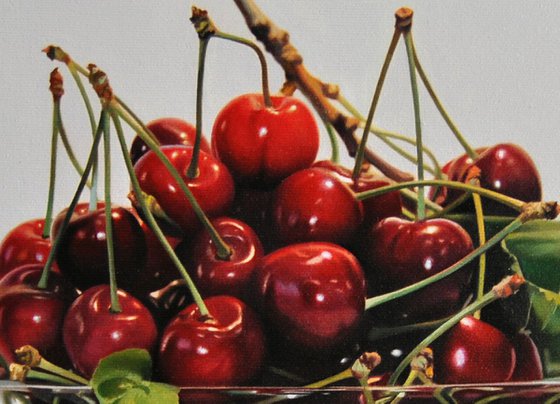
63;284;158;378
54;204;146;292
157;295;266;387
271;167;363;246
511;331;543;381
129;117;211;165
0;333;14;379
362;217;475;323
253;242;365;352
0;218;59;278
133;145;235;236
434;315;516;383
211;93;320;187
175;217;263;300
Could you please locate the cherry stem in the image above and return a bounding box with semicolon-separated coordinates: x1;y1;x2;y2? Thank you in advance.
322;118;340;164
305;368;353;388
101;111;121;313
43;98;59;239
387;274;525;385
471;180;487;320
356;179;525;211
367;317;447;342
365;217;524;311
10;365;82;386
411;37;477;159
186;37;210;179
112;113;211;318
37;111;105;290
403;28;426;220
352;28;401;181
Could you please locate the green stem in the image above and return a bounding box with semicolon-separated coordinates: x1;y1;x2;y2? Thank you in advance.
387;288;500;386
403;31;425;220
25;369;82;386
112;102;232;260
365;218;523;311
323;118;340;164
101;111;121;313
352;29;401;181
367;317;447;342
214;31;272;107
472;189;487;320
37;111;105;289
360;375;375;404
114;96;160;146
411;36;476;159
355;179;524;211
112;113;211;318
187;38;210;179
43;102;59;239
305;368;353;388
400;188;443;214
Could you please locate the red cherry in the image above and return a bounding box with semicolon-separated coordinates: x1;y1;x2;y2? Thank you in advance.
54;205;146;292
63;285;158;378
362;217;475;323
0;218;59;278
0;333;14;379
510;331;543;381
157;295;266;387
0;263;77;296
133;145;235;236
129;117;211;165
211;93;320;186
176;217;264;300
253;242;365;352
434;316;516;383
271;167;363;246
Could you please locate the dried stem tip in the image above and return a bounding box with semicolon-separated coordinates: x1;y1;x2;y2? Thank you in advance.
411;347;434;380
492;274;525;299
87;64;114;103
190;6;218;39
520;201;559;222
9;363;30;382
395;7;414;31
15;345;42;368
351;352;382;379
49;68;64;101
42;45;72;64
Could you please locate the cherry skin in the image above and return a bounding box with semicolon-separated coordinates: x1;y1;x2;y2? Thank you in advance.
175;217;264;300
362;217;475;324
129;117;211;165
133;145;235;236
253;242;366;352
211;93;320;187
0;333;14;379
157;295;266;387
63;284;158;378
271;167;363;246
511;331;543;381
434;315;516;384
54;204;146;292
0;218;59;278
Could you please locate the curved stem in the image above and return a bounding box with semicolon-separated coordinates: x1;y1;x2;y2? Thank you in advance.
365;218;524;311
356;179;524;212
112;113;210;318
472;189;487;320
101;111;121;313
214;31;272;107
187;38;210;179
399;187;442;214
43;102;59;239
352;29;401;181
113;96;160;146
403;31;425;220
323;118;340;164
411;36;477;159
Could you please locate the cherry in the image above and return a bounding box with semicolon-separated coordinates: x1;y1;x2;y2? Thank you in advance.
144;279;193;330
510;331;543;381
157;295;266;387
253;242;365;352
362;217;475;324
175;217;264;300
133;145;235;236
0;333;14;379
63;284;158;378
0;263;76;296
129;117;211;165
271;167;363;246
54;204;146;292
0;218;59;278
211;93;320;187
433;315;516;384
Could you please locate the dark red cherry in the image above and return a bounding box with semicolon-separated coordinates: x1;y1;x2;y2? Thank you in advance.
129;117;211;165
0;333;14;379
133;145;235;236
176;217;263;300
271;167;363;246
157;295;266;387
253;242;365;352
362;217;475;323
0;218;59;278
511;331;543;381
211;93;320;187
63;285;158;378
434;316;516;384
54;205;146;292
0;263;77;297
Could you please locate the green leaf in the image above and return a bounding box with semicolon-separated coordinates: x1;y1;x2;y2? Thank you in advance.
91;349;179;404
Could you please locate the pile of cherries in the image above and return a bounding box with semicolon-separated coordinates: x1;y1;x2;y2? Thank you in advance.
0;4;553;403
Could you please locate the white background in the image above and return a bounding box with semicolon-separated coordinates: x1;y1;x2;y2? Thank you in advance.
1;1;559;237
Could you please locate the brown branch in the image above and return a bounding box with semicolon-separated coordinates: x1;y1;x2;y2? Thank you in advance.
233;0;413;182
